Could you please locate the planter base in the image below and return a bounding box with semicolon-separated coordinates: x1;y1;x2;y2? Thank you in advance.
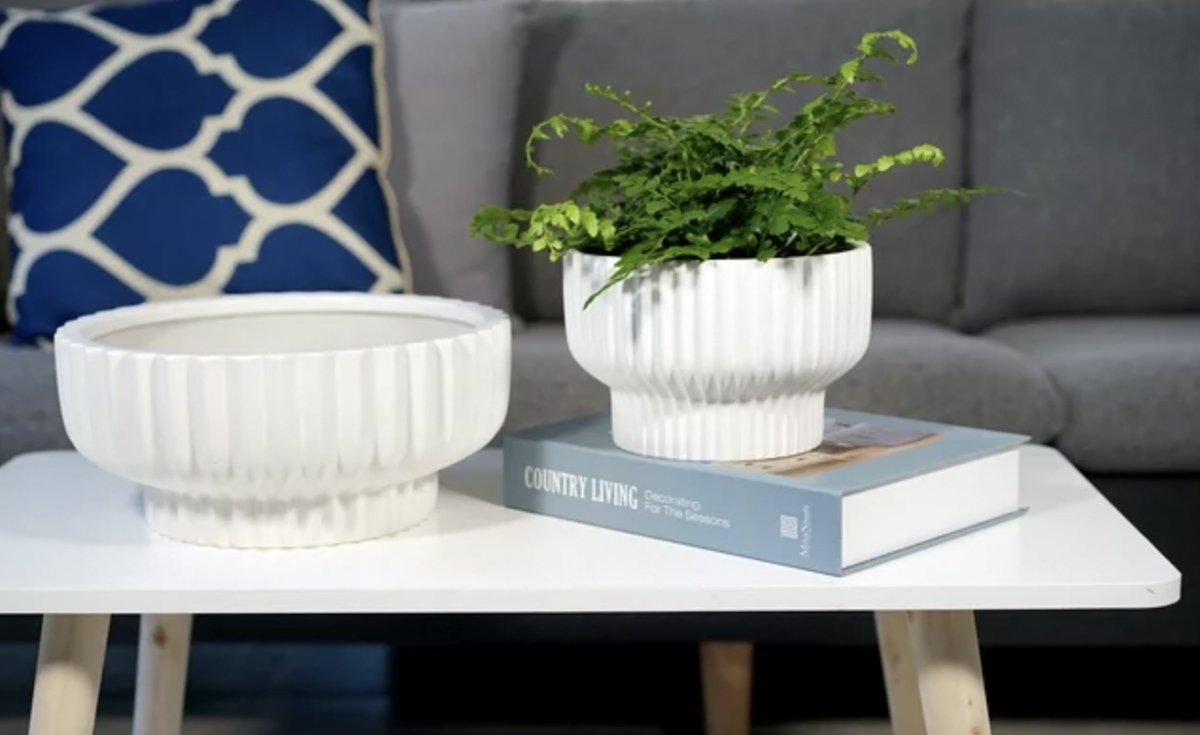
610;390;827;462
140;474;439;549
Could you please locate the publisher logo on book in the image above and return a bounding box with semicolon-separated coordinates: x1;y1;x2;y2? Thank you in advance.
780;506;812;557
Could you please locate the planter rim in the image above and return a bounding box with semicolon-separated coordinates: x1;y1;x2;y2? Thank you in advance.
54;292;510;362
564;240;870;265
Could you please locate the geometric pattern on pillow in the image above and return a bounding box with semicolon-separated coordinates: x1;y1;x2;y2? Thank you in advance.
0;0;410;344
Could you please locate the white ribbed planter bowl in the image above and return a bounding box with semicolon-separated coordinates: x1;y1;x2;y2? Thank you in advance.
54;293;511;549
563;245;872;461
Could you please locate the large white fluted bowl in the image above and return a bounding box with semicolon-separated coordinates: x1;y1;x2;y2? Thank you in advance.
563;246;872;461
54;292;511;549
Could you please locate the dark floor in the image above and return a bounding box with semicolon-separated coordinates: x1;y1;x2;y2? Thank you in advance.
0;720;1195;735
0;642;1195;733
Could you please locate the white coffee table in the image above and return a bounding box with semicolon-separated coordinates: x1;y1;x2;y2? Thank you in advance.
0;446;1179;735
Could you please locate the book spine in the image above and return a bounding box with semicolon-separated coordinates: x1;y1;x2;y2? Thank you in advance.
503;435;846;575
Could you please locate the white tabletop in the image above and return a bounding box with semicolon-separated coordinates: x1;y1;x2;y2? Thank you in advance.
0;446;1180;615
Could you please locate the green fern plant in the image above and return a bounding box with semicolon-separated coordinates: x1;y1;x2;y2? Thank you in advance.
469;30;997;307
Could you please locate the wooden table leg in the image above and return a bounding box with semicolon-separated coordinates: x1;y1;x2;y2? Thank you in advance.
133;614;193;735
875;611;929;735
28;614;110;735
700;641;753;735
874;611;992;735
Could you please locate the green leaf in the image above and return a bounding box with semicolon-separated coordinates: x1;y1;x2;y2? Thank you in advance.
839;60;859;83
580;209;600;238
864;186;998;227
655;244;713;261
469;26;1005;307
645;199;672;215
847;144;946;194
706;199;738;221
859;30;919;64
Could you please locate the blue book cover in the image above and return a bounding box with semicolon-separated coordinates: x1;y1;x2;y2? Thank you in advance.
502;409;1030;576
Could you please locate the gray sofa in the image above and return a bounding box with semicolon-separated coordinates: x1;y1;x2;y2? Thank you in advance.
0;0;1197;654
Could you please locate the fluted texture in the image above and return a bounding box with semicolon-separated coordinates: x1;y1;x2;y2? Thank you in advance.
55;293;511;548
563;247;872;461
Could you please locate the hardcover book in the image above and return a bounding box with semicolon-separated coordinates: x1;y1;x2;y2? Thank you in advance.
502;409;1030;576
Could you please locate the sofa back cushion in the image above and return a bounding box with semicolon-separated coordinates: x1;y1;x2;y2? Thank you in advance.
962;0;1200;330
509;0;971;324
378;0;524;312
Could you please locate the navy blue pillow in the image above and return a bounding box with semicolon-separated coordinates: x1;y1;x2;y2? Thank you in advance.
0;0;411;344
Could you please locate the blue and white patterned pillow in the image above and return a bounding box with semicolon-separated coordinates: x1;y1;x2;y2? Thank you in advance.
0;0;411;344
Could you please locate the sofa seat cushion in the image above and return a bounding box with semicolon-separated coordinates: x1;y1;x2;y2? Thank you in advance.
505;320;1066;444
988;317;1200;474
381;0;525;312
827;320;1065;443
506;324;609;437
0;345;69;465
0;319;1066;464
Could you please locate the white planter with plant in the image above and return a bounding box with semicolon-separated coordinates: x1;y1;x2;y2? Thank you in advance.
473;31;995;461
